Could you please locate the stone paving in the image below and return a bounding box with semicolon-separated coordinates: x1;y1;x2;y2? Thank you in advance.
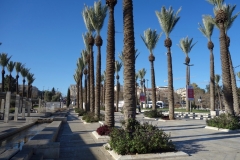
0;110;240;160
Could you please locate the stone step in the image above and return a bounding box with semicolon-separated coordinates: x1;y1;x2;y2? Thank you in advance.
0;149;19;160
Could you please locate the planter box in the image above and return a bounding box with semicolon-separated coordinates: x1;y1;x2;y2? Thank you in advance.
92;131;110;140
103;143;188;160
205;126;240;132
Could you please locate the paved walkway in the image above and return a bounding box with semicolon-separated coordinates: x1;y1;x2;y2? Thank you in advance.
1;110;240;160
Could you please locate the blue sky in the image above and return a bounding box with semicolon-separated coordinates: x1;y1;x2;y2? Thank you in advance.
1;0;240;96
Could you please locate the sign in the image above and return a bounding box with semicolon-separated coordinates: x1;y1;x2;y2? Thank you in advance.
187;85;194;101
140;93;145;102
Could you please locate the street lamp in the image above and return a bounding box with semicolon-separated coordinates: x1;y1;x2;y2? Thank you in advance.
146;79;149;107
198;96;202;109
184;63;194;112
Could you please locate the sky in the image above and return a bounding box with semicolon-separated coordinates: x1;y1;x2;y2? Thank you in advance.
1;0;240;96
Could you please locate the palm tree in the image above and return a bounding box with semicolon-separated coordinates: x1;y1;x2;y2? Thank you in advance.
15;62;23;94
215;74;222;110
20;67;29;97
0;53;11;92
26;72;34;98
178;36;197;112
138;68;147;107
156;6;181;120
105;0;117;127
101;73;105;107
206;0;233;114
141;29;161;111
28;76;35;99
7;61;15;92
83;5;95;113
77;56;85;110
198;16;215;111
74;69;80;109
102;70;106;108
82;33;91;112
115;60;122;112
88;1;107;119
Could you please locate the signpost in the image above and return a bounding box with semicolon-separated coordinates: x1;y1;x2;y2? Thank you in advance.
187;85;194;101
140;93;145;102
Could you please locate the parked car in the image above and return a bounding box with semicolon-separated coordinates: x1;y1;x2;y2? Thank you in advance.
147;101;164;108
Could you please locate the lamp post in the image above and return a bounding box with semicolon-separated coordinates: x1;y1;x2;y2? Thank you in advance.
198;96;202;109
184;63;194;112
146;79;149;108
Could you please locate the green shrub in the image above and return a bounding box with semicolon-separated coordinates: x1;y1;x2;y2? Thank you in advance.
82;112;105;123
74;108;87;116
144;110;163;118
206;113;240;130
109;118;175;155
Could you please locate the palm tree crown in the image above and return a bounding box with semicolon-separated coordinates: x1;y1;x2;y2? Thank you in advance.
15;62;23;74
7;61;15;73
155;6;181;38
0;53;12;69
141;29;161;54
198;16;214;41
178;36;197;57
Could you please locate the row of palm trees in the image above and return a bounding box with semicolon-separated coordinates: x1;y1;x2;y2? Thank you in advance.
74;0;239;129
0;52;35;98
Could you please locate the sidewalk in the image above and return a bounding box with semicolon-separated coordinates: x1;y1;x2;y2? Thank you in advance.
56;110;114;160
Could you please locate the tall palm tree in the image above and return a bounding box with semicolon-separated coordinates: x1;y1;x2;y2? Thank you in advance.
82;33;91;112
26;72;34;98
83;6;95;113
77;56;85;110
115;60;122;112
207;0;233;114
105;0;117;127
74;69;80;108
15;62;23;94
156;6;181;120
88;1;107;118
0;53;11;92
138;68;147;107
102;70;106;108
215;74;222;110
28;76;35;99
141;29;161;111
178;36;197;112
20;67;29;97
7;61;15;92
198;16;215;111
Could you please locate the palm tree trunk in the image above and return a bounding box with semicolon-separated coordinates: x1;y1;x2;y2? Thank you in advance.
218;23;233;114
89;43;95;113
217;87;222;110
150;61;156;110
210;48;215;111
2;69;5;92
228;52;239;115
84;74;88;111
123;0;136;124
144;83;147;106
77;82;79;108
135;82;138;109
87;70;90;112
9;74;12;92
80;75;83;110
186;65;190;112
23;79;25;97
95;45;101;118
167;48;174;120
105;2;116;127
27;82;30;98
16;74;19;94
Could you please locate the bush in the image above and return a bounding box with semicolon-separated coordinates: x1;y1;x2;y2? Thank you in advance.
109;118;175;155
206;113;240;130
144;110;163;118
75;108;87;116
96;125;111;136
82;112;105;123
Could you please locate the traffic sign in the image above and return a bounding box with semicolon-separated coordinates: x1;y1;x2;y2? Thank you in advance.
187;85;194;101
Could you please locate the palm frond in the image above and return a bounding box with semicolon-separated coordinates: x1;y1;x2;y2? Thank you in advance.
224;4;240;32
0;53;12;68
27;73;34;83
140;28;161;54
138;68;147;80
155;6;181;38
21;67;30;78
135;73;139;82
15;62;23;73
82;5;95;33
77;57;85;74
7;61;15;73
118;51;124;64
178;36;197;56
87;0;107;34
207;0;224;10
135;49;140;60
215;74;221;84
198;15;214;41
115;60;122;75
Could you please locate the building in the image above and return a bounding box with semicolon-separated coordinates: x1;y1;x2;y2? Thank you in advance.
175;88;186;101
69;84;77;100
